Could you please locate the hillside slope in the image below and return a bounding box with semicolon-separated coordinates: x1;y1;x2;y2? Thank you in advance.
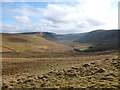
20;32;57;41
75;30;119;51
75;30;118;43
2;33;72;53
55;33;86;40
20;32;86;41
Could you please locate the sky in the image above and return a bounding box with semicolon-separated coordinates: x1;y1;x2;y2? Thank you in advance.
0;0;119;34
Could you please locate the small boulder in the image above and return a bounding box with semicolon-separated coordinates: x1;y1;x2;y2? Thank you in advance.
100;77;113;81
71;67;79;70
9;80;16;83
41;83;46;87
2;83;9;89
23;79;32;83
95;68;106;73
27;75;33;78
105;73;117;77
105;58;109;60
42;75;50;78
38;76;43;79
91;62;96;64
82;64;90;67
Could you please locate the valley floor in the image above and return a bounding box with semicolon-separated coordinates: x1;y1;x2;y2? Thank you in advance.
2;51;119;88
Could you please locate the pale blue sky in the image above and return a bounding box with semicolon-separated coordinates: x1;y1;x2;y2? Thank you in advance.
1;0;119;34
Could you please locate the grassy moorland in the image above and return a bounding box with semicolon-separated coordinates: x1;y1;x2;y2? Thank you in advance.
2;33;72;53
1;30;119;89
2;51;119;88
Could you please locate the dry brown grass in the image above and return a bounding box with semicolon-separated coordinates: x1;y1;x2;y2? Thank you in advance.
2;52;119;88
2;33;72;53
2;51;118;88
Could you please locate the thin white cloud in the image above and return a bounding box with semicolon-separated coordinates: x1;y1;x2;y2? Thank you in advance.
38;3;105;33
12;4;40;17
81;0;118;29
1;24;21;33
13;16;31;24
2;0;119;33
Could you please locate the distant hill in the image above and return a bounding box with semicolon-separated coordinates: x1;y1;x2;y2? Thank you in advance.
20;32;57;41
55;33;86;40
2;33;72;53
75;30;118;43
20;32;86;41
75;29;119;52
1;29;119;53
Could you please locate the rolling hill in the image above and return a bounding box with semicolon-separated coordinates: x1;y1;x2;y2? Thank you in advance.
55;33;86;40
1;29;119;53
20;32;86;41
75;29;119;52
20;32;58;41
1;33;72;53
18;32;88;52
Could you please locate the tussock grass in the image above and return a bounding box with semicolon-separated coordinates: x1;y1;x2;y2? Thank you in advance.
2;56;119;88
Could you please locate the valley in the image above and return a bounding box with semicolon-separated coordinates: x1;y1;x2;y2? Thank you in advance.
1;29;119;88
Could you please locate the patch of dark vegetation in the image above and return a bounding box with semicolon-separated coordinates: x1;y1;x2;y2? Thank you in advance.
83;48;113;52
8;38;28;42
72;46;82;52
